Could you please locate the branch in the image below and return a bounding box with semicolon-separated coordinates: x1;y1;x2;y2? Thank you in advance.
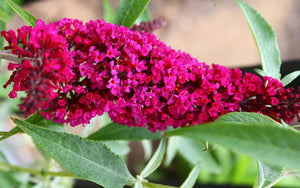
0;50;23;63
0;161;76;178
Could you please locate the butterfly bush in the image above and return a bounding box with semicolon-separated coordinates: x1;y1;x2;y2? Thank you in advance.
1;19;299;132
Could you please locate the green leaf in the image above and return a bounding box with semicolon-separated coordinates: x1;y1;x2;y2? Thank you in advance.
5;0;37;26
115;0;150;28
164;136;179;167
216;112;281;126
87;123;162;141
0;9;10;22
166;113;300;171
25;113;46;125
134;181;143;188
281;70;300;87
103;0;115;23
235;0;281;79
254;68;268;77
256;161;285;188
135;8;151;24
177;137;220;173
13;118;135;188
180;162;201;188
0;0;23;17
140;137;166;178
25;113;67;163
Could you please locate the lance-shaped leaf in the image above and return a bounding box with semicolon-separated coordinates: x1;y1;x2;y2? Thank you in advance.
13;118;135;188
87;123;162;141
234;0;281;80
166;113;300;171
281;70;300;87
5;0;37;26
115;0;150;28
180;162;201;188
140;137;166;178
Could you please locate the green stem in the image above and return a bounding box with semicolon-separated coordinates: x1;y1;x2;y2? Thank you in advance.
0;161;75;178
0;50;24;63
0;127;22;141
0;131;10;135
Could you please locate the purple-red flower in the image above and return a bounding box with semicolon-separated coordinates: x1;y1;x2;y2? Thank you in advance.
1;18;299;132
1;20;74;116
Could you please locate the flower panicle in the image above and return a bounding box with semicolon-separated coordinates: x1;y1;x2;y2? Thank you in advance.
1;18;299;132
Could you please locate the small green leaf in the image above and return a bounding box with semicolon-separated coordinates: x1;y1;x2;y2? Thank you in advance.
5;0;37;26
0;9;10;22
103;0;115;23
13;118;135;188
115;0;150;28
177;137;220;173
180;162;201;188
254;68;268;77
87;123;162;141
281;70;300;87
166;113;300;171
140;137;166;178
235;0;281;79
164;136;179;167
256;161;285;188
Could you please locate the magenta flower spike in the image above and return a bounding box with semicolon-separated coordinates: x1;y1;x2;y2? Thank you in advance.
1;19;299;132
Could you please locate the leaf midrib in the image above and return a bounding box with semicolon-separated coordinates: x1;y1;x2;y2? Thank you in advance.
119;0;135;26
26;127;134;182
